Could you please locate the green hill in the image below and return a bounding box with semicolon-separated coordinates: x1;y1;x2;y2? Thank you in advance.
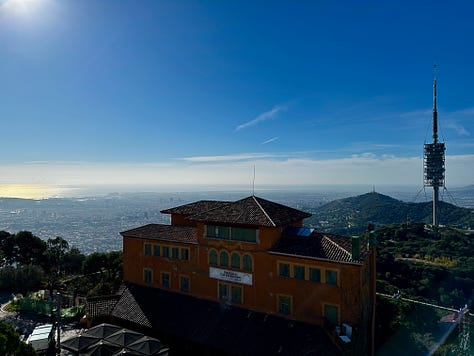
306;191;474;234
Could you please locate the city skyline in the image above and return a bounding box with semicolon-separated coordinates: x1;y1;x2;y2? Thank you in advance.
1;0;474;198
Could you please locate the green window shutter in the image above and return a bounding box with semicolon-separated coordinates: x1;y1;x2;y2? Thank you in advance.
220;251;229;267
209;250;218;266
153;245;160;257
206;225;217;238
144;244;151;256
218;226;231;239
180;276;189;292
294;265;305;280
231;253;240;269
181;248;189;261
278;296;291;315
162;273;170;288
219;283;229;300
231;286;242;304
279;263;290;278
242;254;252;271
309;268;321;282
325;270;338;285
144;269;152;284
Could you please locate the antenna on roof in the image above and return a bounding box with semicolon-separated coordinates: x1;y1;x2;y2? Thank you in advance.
252;165;256;196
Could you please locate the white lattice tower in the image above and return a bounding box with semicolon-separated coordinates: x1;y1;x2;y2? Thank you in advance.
457;307;470;355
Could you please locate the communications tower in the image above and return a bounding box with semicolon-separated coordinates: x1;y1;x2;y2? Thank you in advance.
423;65;446;227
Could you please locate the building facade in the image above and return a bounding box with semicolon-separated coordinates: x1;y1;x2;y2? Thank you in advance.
121;195;374;351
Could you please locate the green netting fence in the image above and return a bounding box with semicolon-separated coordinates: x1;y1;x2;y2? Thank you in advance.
18;298;84;320
19;298;55;315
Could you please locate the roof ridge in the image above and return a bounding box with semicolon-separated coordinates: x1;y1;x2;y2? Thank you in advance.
322;235;351;257
252;196;276;227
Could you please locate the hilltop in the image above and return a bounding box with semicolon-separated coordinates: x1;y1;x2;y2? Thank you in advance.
307;191;474;235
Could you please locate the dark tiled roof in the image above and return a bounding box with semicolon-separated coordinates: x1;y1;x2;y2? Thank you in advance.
160;200;230;215
190;196;311;227
120;224;197;244
269;230;369;264
97;283;340;355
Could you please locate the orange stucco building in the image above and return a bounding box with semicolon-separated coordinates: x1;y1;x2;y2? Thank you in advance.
121;195;375;352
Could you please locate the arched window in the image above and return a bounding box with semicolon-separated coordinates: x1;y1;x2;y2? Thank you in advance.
242;254;252;271
209;250;218;266
220;251;229;267
231;252;241;269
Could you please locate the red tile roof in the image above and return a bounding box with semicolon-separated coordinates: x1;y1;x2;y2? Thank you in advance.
120;224;197;244
160;200;230;215
189;196;311;227
269;231;369;264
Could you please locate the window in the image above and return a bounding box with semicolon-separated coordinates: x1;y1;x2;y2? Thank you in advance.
294;265;305;280
220;251;229;267
209;250;218;266
180;276;190;293
206;225;230;239
144;244;151;256
231;286;242;304
181;248;189;261
143;268;152;284
278;295;292;315
325;270;338;286
231;227;257;243
153;245;160;257
205;225;257;243
172;247;179;260
218;283;229;301
219;283;242;304
231;253;240;269
324;304;339;325
309;268;321;282
242;254;252;271
162;246;170;258
207;225;218;238
161;272;170;288
278;262;290;278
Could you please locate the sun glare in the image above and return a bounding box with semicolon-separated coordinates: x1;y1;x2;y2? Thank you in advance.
0;184;59;199
1;0;44;19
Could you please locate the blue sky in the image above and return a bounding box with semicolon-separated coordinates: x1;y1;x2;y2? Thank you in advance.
1;0;473;195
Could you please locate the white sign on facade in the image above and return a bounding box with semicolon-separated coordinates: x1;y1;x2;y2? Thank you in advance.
209;267;253;286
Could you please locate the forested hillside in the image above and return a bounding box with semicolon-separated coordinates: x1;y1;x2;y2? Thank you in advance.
307;192;474;235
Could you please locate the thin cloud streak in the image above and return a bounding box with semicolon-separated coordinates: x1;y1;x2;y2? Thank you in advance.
235;105;284;131
261;137;280;145
179;153;279;162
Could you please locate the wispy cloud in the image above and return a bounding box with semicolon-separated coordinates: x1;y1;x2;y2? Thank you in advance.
235;105;284;131
445;121;470;136
261;137;279;145
179;153;280;163
1;154;473;188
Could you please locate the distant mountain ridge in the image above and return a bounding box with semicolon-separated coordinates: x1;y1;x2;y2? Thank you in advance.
307;191;474;235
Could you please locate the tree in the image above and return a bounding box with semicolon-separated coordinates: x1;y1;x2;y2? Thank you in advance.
44;237;69;273
14;231;46;266
0;321;36;355
0;231;15;266
62;246;85;274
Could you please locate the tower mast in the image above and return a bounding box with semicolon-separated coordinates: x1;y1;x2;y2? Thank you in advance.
423;64;445;228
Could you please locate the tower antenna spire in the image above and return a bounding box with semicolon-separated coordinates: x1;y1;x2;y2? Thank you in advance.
433;64;438;144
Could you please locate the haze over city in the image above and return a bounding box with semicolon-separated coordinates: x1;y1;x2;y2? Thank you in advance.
1;0;474;198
